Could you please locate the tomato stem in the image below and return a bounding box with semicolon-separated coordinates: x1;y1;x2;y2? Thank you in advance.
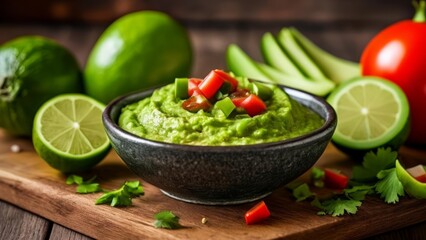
413;0;426;22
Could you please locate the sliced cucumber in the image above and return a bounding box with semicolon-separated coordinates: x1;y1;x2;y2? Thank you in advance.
289;28;360;84
257;63;335;97
260;32;305;78
226;44;271;82
277;28;328;82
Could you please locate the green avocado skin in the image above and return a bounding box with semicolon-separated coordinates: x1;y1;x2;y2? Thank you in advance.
84;11;193;104
0;36;83;136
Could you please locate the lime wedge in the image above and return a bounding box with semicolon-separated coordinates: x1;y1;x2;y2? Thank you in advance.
33;94;110;173
327;77;410;153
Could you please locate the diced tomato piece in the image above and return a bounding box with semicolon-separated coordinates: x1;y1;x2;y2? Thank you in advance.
214;69;239;92
188;78;202;96
245;201;270;225
230;89;250;107
240;94;267;117
406;165;426;183
181;95;212;113
324;168;349;190
199;70;225;99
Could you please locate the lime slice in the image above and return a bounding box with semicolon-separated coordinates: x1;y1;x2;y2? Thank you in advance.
327;77;410;153
33;94;110;173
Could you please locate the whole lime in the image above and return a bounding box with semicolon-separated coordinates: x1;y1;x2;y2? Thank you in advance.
84;11;193;104
0;36;83;136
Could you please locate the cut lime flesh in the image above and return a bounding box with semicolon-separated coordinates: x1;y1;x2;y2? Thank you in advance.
33;94;110;172
327;77;409;150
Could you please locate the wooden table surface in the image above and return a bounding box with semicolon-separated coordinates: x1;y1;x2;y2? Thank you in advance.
1;1;423;239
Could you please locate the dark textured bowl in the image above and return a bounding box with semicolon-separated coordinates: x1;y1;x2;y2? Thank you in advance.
102;85;337;205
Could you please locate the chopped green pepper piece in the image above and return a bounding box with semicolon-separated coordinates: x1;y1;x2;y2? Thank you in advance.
216;97;236;117
219;81;232;94
175;78;189;99
249;82;273;100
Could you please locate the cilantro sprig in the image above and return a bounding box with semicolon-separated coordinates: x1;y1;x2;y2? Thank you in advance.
291;147;406;216
95;181;144;207
66;175;102;194
153;211;182;229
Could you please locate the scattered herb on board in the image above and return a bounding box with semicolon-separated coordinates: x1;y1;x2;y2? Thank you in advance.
153;211;182;229
66;175;102;194
96;181;144;207
290;147;405;216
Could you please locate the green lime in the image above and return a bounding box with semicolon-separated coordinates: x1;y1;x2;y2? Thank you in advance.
327;77;410;158
33;94;110;173
0;36;83;136
84;11;193;104
395;160;426;199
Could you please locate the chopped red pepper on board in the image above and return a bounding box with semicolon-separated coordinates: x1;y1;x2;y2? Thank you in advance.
245;201;271;225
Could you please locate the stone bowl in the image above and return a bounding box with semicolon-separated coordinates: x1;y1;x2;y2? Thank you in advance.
102;85;337;205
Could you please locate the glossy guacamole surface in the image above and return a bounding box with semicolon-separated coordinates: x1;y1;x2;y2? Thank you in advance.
118;81;324;146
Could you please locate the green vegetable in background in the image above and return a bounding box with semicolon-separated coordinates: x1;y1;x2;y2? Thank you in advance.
84;11;193;104
0;36;83;136
66;175;102;194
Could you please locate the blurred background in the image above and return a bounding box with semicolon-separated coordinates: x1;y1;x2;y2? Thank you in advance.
0;0;412;77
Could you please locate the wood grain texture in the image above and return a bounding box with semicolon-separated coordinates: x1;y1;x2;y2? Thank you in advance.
0;201;50;240
50;224;93;240
1;130;426;240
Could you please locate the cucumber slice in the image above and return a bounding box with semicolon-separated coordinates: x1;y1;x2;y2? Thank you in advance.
289;28;360;84
277;28;328;82
260;32;305;78
257;63;335;97
226;44;272;82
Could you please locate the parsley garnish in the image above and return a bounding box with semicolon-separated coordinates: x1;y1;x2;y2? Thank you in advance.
153;211;182;229
95;181;144;207
296;147;406;216
66;175;102;194
375;168;405;204
313;197;362;216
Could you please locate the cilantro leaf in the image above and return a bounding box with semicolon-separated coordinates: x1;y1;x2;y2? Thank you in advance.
311;167;325;188
314;198;362;216
352;147;397;183
77;183;102;194
66;175;102;194
95;181;144;207
375;168;405;204
343;185;374;201
66;175;83;185
292;183;314;202
154;211;182;229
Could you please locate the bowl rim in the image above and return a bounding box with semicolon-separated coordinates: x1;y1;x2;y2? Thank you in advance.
102;84;337;152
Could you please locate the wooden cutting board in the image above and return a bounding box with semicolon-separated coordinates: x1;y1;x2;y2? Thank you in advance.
1;129;426;240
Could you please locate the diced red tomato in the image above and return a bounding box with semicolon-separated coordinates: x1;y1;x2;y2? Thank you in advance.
181;95;212;113
245;201;270;225
406;165;426;183
188;78;202;96
199;70;225;99
240;94;267;117
214;69;239;92
324;168;349;190
230;89;250;107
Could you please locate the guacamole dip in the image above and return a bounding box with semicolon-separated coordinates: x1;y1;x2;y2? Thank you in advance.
119;82;323;146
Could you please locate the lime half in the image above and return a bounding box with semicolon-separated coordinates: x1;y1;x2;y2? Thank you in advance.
327;77;410;153
33;94;110;173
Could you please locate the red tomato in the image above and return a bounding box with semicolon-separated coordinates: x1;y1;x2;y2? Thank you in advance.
240;94;267;117
245;201;270;225
214;69;239;92
188;78;202;96
360;2;426;145
199;70;225;99
181;95;212;113
324;168;349;190
406;165;426;183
